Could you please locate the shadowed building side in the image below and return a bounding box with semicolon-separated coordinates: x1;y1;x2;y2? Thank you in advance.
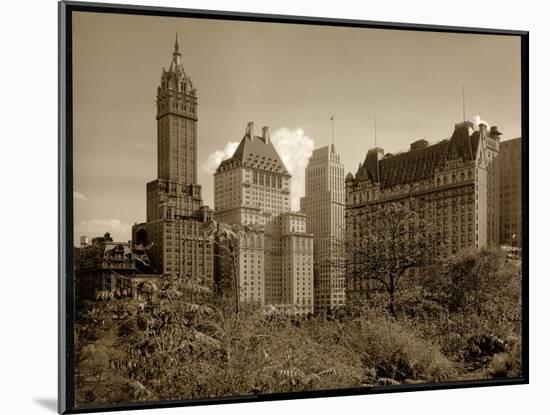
499;137;522;248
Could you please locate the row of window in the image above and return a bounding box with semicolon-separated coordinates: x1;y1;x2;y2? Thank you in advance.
253;171;283;188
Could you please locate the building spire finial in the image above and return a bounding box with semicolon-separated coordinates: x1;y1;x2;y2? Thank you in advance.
174;33;180;55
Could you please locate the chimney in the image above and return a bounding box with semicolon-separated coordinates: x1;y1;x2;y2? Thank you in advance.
410;139;428;151
367;147;384;159
479;122;488;134
477;122;489;142
262;126;270;144
489;125;502;138
366;147;384;182
246;121;254;139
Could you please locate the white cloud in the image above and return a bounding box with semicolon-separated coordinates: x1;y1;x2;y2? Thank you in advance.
271;127;315;211
74;191;88;202
203;141;239;174
75;218;132;242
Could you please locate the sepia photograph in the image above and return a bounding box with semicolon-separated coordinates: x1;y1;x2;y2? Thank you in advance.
60;3;527;412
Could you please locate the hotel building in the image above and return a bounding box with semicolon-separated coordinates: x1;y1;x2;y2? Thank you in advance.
214;122;314;314
345;121;502;301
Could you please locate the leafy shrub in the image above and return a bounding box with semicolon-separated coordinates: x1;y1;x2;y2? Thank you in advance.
342;315;455;383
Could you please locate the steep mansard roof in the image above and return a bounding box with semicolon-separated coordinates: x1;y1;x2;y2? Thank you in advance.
217;131;290;176
354;122;481;189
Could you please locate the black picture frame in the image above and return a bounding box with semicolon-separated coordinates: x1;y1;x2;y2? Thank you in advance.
58;1;529;413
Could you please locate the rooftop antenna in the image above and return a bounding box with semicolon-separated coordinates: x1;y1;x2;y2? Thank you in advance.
462;84;466;122
374;114;378;148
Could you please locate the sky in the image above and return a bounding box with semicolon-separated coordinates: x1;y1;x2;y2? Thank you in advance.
72;11;522;243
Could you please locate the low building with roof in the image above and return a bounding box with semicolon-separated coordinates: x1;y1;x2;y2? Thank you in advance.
75;232;156;301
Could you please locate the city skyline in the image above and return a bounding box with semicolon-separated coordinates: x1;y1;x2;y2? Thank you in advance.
72;12;521;243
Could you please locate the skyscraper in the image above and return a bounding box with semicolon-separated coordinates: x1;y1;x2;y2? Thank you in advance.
302;145;346;312
214;122;314;313
132;37;214;281
499;137;522;247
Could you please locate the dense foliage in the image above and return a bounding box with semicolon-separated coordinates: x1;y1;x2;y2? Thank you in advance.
75;247;522;407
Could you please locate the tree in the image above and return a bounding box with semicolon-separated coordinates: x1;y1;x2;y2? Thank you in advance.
438;247;520;314
344;200;446;317
202;219;259;315
404;247;522;366
424;247;522;338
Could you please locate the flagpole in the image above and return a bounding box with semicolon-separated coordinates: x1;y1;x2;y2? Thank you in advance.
331;115;335;147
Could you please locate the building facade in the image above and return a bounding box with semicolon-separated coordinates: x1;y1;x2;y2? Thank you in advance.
214;122;314;314
301;145;346;312
345;121;502;302
499;137;522;247
132;37;214;281
75;233;153;301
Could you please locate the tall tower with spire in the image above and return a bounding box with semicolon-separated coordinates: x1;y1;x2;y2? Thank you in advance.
156;35;198;184
132;37;213;280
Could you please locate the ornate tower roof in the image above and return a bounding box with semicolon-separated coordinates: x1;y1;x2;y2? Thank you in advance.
169;33;183;73
155;35;199;184
159;34;196;96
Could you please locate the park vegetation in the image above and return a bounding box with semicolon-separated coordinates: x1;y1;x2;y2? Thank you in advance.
74;204;522;407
